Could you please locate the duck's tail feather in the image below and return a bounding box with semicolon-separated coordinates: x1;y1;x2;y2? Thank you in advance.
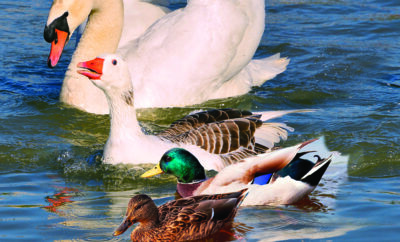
301;155;333;186
246;53;290;87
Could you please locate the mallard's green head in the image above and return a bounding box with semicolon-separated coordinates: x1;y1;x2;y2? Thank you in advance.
141;148;206;183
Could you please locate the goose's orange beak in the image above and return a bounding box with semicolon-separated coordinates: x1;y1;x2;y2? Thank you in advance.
77;57;104;80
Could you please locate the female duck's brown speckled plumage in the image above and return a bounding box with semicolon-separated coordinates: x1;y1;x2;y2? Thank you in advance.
113;189;247;241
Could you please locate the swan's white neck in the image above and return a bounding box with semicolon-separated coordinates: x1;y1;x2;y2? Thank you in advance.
60;0;124;114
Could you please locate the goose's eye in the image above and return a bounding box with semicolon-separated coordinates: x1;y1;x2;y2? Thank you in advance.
112;59;117;65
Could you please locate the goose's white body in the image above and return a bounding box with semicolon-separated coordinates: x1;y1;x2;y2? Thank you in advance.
106;133;227;171
77;55;296;171
46;0;289;114
102;92;292;171
102;105;225;170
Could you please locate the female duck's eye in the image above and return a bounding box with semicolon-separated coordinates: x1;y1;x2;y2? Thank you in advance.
112;59;117;65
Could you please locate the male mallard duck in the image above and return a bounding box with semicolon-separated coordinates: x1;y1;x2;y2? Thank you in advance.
141;139;333;206
77;54;308;169
113;189;247;241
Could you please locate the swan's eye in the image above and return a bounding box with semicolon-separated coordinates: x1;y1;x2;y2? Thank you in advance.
112;59;117;65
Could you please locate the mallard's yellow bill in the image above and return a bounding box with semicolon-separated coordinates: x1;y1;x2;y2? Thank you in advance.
141;164;164;178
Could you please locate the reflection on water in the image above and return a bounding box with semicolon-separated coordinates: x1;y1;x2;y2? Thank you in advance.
43;186;79;215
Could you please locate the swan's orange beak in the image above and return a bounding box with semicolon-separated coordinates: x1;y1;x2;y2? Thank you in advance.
77;57;104;80
47;29;69;68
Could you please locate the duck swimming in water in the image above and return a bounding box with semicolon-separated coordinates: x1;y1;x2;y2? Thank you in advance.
113;189;247;241
142;139;333;206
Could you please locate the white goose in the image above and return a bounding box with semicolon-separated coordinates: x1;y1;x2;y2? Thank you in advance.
44;0;169;114
77;54;302;171
44;0;290;114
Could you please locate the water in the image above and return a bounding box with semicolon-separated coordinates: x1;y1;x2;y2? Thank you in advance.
0;0;399;241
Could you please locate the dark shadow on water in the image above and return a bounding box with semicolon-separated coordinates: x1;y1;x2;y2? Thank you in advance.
376;74;400;88
292;195;330;213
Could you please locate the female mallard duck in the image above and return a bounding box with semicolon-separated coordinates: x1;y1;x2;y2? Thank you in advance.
141;139;333;206
77;54;309;170
113;189;247;241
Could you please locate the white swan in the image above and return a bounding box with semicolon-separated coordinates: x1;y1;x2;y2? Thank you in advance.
44;0;289;115
44;0;169;114
76;54;301;170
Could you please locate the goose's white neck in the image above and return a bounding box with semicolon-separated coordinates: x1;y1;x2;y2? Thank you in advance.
102;87;170;164
107;89;143;140
60;0;124;114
